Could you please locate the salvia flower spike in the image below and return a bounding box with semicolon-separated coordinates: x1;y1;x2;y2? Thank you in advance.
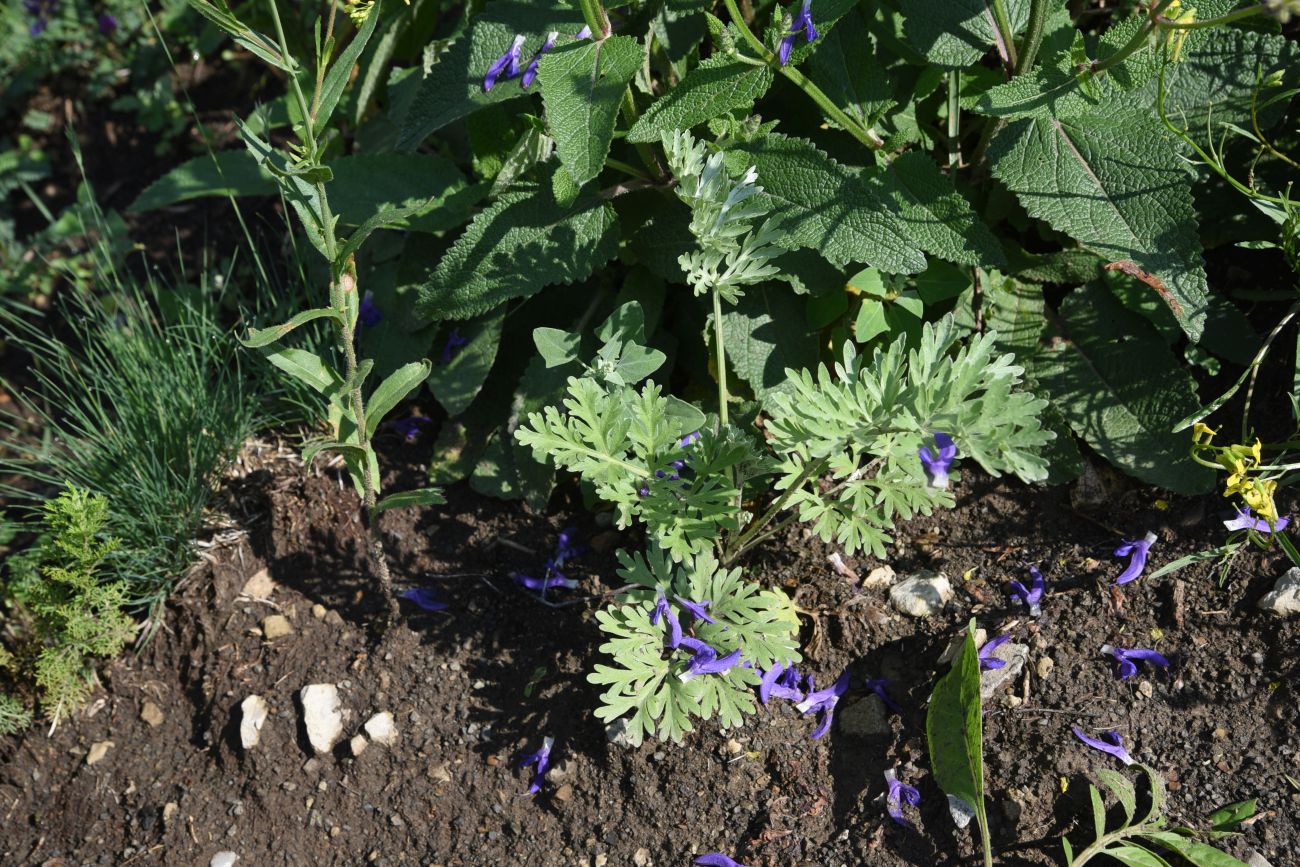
675;595;716;624
884;768;921;827
1071;726;1135;766
1114;531;1157;585
399;587;448;612
695;854;747;867
1224;506;1290;534
678;636;743;681
1101;644;1170;681
778;0;818;66
483;34;525;90
519;736;554;795
865;677;903;714
521;31;558;88
651;593;683;648
795;670;850;739
1007;566;1045;616
977;634;1011;670
918;432;957;489
574;25;592;39
760;662;804;704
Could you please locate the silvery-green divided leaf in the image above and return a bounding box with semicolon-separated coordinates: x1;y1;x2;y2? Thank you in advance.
879;151;1006;268
1032;284;1214;494
426;311;505;416
627;56;774;143
415;182;618;321
396;0;583;150
807;11;893;130
537;36;642;186
720;285;819;405
723;134;926;275
926;620;986;836
902;0;1031;69
988;107;1208;341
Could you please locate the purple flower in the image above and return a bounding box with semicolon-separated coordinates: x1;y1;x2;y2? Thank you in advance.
795;670;850;739
554;527;581;565
515;572;579;592
884;768;921;827
977;634;1011;670
97;12;117;34
651;594;683;648
1114;531;1157;585
1071;726;1135;766
1007;566;1045;616
674;596;716;624
1101;644;1170;681
440;328;470;364
778;0;818;66
865;677;903;714
637;485;650;498
391;415;432;443
1224;506;1289;534
760;662;805;704
679;431;701;448
521;31;557;88
918;432;957;490
575;25;592;39
399;586;448;612
484;34;525;90
358;290;382;328
678;636;743;682
519;736;554;795
695;855;746;867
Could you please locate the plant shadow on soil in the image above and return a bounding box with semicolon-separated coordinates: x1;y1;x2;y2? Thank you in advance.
1;440;1297;866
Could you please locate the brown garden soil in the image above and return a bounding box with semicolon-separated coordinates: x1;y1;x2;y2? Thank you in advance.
1;438;1297;867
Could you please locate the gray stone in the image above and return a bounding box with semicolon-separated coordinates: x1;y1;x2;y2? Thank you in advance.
210;853;239;867
350;735;368;757
1258;567;1300;616
889;571;952;617
605;718;634;748
364;712;398;746
838;695;890;737
979;642;1029;700
239;695;268;751
300;684;343;754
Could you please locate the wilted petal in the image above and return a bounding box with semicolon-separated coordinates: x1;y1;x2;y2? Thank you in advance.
977;634;1011;670
866;678;903;714
1224;506;1290;534
1071;725;1134;765
884;768;920;827
519;735;555;794
399;587;448;611
1102;644;1169;681
694;855;747;867
651;594;683;648
1114;531;1157;585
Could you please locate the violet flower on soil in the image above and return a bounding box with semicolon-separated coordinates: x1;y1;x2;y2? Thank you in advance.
514;572;579;592
918;432;957;490
1224;506;1290;534
884;768;921;827
358;290;383;328
1101;644;1170;681
778;0;818;65
760;663;804;704
678;636;743;682
483;34;525;90
520;31;557;88
519;736;554;795
399;587;448;612
795;671;850;739
651;593;683;648
1071;726;1135;766
865;678;903;714
695;855;747;867
440;328;470;364
675;596;716;624
1114;531;1157;585
977;634;1011;670
391;415;432;443
1007;566;1045;616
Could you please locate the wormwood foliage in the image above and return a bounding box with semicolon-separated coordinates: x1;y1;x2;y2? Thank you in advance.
588;549;797;746
766;316;1053;557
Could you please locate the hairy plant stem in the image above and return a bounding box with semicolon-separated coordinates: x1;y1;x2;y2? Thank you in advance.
947;72;961;168
712;288;729;431
989;0;1019;72
724;456;828;565
576;0;611;38
720;0;885;150
1016;0;1049;74
268;0;396;629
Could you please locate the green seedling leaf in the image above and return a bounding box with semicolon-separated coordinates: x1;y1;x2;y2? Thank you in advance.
375;488;446;512
1206;800;1257;833
925;618;987;844
264;347;343;394
537;36;641;186
627;56;774;143
365;360;433;433
1138;832;1251;867
241;307;342;348
534;326;582;368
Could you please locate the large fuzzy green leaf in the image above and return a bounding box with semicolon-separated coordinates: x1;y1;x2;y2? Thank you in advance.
903;0;1031;69
720;285;819;404
415;181;618;321
627;56;774;143
1033;284;1214;494
537;36;642;185
879;151;1005;268
806;11;894;130
425;311;505;416
396;0;583;150
925;620;986;834
988;107;1208;341
724;134;925;275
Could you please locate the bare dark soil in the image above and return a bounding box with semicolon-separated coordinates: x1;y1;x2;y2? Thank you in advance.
1;442;1296;866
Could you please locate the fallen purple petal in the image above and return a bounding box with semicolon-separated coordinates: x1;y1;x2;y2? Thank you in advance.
519;735;554;794
865;678;903;714
399;587;448;612
884;768;921;827
1114;531;1157;585
679;637;742;681
515;573;579;592
1007;565;1045;616
977;634;1011;671
760;663;804;704
796;670;850;739
1223;506;1290;534
1071;725;1135;766
651;594;683;649
695;854;746;867
1101;644;1170;681
675;596;716;624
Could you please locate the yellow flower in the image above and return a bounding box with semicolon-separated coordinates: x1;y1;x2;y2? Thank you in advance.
1192;422;1217;445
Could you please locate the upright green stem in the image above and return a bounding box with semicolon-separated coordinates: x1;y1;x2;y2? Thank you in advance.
712;287;729;430
266;0;320;162
946;71;961;168
1015;0;1049;74
989;0;1018;72
720;0;884;150
977;809;994;867
577;0;610;38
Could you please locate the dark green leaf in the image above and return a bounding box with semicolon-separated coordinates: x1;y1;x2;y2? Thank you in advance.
538;36;642;185
925;619;985;825
426;311;505;416
807;11;893;130
241;307;342;348
721;285;820;403
365;360;433;433
903;0;1031;69
627;56;774;143
264;348;342;394
880;151;1006;268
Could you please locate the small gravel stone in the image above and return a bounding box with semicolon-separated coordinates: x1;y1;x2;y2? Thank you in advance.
605;718;634;748
240;695;269;751
1258;567;1300;616
311;604;327;620
1036;657;1055;680
262;614;293;640
300;684;344;754
861;565;896;588
364;712;398;746
350;735;368;756
86;741;114;766
889;571;952;617
210;853;239;867
979;643;1029;700
241;569;274;600
140;701;164;728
